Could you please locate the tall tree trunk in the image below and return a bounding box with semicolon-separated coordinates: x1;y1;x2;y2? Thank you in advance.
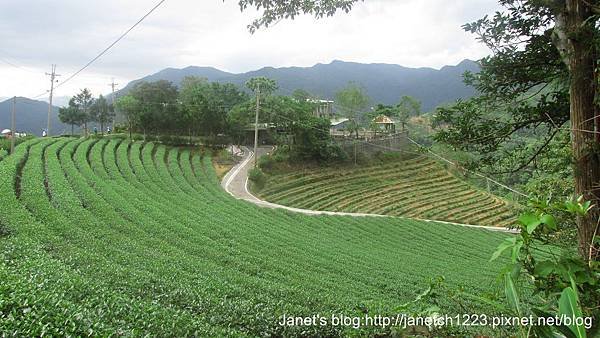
556;0;600;261
71;124;74;136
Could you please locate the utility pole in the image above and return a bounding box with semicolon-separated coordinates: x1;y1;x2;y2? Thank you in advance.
253;82;261;167
45;64;60;136
108;78;118;131
10;96;16;154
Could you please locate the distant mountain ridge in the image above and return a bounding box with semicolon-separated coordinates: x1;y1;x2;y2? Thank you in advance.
117;59;479;112
0;97;64;136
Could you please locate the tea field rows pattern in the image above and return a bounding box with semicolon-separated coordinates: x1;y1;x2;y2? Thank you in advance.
259;157;516;228
0;137;509;336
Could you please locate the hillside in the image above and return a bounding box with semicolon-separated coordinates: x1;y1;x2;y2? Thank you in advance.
0;137;511;336
117;60;479;112
0;97;65;135
258;156;517;228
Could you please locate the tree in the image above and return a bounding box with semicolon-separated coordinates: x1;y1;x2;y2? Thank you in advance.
204;82;249;138
246;77;278;161
90;95;113;135
335;83;370;138
58;98;86;135
431;0;600;261
396;95;421;131
129;80;179;139
246;77;278;96
292;89;313;102
235;0;362;33
115;95;141;139
72;89;94;136
179;76;209;141
180;77;249;143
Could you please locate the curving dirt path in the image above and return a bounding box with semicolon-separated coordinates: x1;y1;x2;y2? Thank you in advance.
221;146;517;233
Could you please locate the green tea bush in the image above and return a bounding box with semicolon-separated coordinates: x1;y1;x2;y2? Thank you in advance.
0;136;517;337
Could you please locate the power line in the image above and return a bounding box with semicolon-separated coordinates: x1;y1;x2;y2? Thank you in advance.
0;55;40;74
404;136;530;198
55;0;167;90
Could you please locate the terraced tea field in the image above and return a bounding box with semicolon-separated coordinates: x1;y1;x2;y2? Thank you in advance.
0;137;511;336
258;157;517;227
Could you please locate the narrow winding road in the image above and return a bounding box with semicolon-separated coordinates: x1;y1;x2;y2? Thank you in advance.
221;146;517;233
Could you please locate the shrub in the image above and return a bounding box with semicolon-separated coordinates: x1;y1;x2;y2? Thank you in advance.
258;155;276;172
248;167;267;190
160;135;188;146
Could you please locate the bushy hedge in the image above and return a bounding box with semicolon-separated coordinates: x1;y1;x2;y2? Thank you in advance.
248;167;267;190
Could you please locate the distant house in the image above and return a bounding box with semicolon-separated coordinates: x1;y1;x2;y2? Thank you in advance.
372;115;396;133
1;129;12;139
308;99;334;119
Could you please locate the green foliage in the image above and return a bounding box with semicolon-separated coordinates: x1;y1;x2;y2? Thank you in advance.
246;77;278;95
58;98;87;135
129;80;179;136
489;197;599;337
396;95;421;131
228;91;341;161
72;88;94;134
114;95;141;138
89;95;114;132
335;83;370;136
291;88;313;102
180;76;248;142
248;167;267;190
0;135;35;154
433;0;600;263
237;0;361;33
292;116;345;162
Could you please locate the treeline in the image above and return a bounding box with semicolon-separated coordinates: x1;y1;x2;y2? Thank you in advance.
58;89;115;135
111;76;342;161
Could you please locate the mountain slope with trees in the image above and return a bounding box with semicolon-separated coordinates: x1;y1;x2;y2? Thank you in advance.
0;97;64;135
117;60;479;112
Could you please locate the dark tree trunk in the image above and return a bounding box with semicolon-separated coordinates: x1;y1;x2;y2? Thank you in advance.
71;124;74;136
556;0;600;261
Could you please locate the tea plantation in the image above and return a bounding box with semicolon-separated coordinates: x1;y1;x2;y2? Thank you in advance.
0;137;511;336
258;157;517;227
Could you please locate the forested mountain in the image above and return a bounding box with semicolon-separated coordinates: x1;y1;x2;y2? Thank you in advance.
118;60;479;112
0;97;64;135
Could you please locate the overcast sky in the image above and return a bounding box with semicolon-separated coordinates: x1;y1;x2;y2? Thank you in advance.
0;0;501;102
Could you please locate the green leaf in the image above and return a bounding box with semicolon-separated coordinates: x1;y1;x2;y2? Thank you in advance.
511;238;523;263
558;287;586;338
534;261;556;277
540;214;557;230
490;237;516;262
504;273;521;316
519;212;541;234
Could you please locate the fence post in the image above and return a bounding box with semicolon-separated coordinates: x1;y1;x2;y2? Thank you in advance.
354;140;357;165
